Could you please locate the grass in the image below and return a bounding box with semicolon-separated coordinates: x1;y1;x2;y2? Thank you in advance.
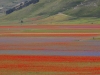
1;0;100;21
56;17;100;24
22;29;100;33
93;36;100;40
0;28;100;33
1;16;100;25
0;0;100;25
0;70;75;75
35;13;75;24
35;15;100;24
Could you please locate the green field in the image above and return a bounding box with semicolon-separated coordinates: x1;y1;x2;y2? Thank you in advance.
0;16;100;25
22;29;100;33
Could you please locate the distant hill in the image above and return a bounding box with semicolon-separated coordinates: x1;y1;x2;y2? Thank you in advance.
0;0;100;24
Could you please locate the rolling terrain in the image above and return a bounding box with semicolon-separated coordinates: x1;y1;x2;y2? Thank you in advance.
0;0;100;75
0;0;100;24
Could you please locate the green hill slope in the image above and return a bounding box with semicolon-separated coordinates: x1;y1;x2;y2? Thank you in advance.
1;0;100;24
64;0;100;17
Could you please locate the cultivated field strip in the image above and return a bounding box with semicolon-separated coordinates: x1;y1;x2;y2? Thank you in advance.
0;25;100;33
0;24;100;74
0;37;100;52
0;55;100;75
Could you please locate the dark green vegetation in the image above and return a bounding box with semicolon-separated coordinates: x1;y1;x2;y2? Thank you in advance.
0;0;26;8
0;0;100;24
0;0;26;13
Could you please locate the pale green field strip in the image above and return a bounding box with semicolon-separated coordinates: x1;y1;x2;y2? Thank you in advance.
22;29;100;33
0;29;100;33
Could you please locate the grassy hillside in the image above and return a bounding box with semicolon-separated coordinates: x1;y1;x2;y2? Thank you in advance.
1;0;84;19
0;0;100;24
64;0;100;17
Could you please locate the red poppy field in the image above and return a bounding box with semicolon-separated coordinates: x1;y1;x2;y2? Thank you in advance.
0;55;100;75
